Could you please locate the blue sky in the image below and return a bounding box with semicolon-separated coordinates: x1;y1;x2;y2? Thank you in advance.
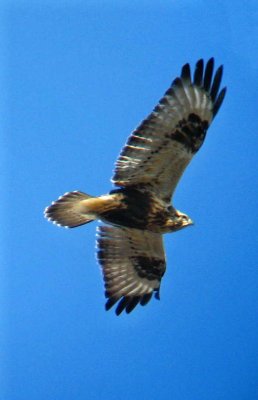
2;1;258;399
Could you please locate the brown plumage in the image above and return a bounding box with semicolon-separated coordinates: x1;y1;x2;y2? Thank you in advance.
45;58;226;315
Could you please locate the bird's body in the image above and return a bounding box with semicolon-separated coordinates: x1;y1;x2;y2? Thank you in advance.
45;58;226;315
96;187;192;233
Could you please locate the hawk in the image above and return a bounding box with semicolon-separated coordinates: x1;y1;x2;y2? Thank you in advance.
45;58;226;315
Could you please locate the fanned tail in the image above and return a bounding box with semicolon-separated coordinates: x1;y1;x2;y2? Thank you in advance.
44;191;96;228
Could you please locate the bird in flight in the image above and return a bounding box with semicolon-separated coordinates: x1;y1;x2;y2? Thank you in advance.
45;58;226;315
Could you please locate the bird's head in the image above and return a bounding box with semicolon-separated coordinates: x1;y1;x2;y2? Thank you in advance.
165;209;194;232
174;210;194;231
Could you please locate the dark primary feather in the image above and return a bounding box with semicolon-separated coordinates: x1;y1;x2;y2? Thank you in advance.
181;62;191;82
213;87;226;117
210;65;223;100
193;59;204;86
203;58;214;91
112;58;226;203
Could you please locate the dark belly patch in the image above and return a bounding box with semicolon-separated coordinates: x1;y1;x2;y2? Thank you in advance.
103;187;166;230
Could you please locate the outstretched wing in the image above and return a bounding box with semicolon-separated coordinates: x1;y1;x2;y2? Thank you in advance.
112;58;226;203
96;225;166;315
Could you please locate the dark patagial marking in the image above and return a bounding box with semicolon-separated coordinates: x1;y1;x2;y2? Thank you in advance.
169;113;209;153
133;256;165;281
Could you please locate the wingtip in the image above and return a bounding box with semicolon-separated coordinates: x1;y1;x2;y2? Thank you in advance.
104;291;159;315
181;62;191;82
213;86;227;117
